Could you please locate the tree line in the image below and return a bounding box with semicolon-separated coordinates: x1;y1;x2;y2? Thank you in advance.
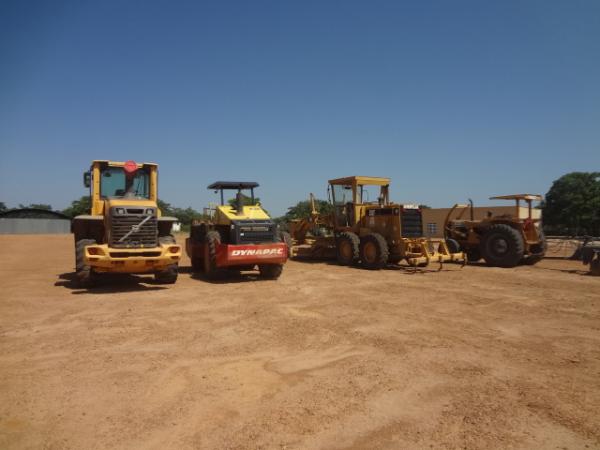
2;171;599;236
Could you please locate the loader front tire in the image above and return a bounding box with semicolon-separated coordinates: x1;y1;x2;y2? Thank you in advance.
336;231;359;266
480;224;524;268
75;239;97;288
590;257;600;276
154;264;178;284
360;233;389;270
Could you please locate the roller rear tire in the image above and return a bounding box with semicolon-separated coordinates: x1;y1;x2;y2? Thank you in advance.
259;264;283;279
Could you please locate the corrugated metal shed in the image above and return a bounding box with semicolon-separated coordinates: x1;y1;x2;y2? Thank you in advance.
0;208;71;234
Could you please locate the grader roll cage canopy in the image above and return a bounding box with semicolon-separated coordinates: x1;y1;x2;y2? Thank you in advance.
290;176;465;270
443;194;546;267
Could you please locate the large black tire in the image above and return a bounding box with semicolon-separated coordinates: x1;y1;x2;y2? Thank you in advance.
590;257;600;276
359;233;389;270
191;257;203;272
157;235;179;281
154;264;178;284
466;249;481;262
445;238;461;254
204;230;221;278
336;231;360;265
75;239;97;287
259;264;283;279
480;224;524;268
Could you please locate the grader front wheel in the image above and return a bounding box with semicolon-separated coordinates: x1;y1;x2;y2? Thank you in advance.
336;232;359;266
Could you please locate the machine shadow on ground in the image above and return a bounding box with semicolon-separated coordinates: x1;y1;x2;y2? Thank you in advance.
290;258;468;274
55;272;169;294
187;268;273;284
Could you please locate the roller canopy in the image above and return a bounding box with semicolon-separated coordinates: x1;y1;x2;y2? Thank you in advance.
208;181;259;190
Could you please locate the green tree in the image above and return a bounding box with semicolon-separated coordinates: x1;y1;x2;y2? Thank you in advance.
157;199;175;216
0;202;7;212
20;203;52;210
543;172;600;235
283;198;333;221
62;196;91;218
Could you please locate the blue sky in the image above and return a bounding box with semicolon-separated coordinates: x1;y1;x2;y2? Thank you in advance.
1;0;599;216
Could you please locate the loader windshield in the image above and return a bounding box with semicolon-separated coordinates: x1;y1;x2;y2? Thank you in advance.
100;167;150;199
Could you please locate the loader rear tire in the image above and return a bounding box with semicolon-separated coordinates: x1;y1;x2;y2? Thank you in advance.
480;224;524;268
75;239;97;288
204;231;221;279
359;233;389;270
259;264;283;279
336;231;359;265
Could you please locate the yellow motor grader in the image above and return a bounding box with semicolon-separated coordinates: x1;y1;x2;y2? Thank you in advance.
72;160;181;286
290;176;464;269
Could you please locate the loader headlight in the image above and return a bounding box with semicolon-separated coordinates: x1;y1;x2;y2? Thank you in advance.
145;208;155;215
115;208;126;215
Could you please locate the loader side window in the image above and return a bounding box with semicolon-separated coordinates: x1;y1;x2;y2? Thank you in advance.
100;167;150;199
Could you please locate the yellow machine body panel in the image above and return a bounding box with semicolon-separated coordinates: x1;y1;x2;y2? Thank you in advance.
213;204;271;224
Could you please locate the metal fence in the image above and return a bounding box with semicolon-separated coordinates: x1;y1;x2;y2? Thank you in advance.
0;218;71;234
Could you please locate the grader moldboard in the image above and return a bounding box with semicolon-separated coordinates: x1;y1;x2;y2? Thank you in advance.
186;182;290;279
72;160;181;287
290;176;465;269
443;194;547;267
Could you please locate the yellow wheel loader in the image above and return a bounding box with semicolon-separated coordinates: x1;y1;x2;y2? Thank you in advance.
72;160;181;287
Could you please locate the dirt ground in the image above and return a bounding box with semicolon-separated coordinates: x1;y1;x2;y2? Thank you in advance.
0;234;599;450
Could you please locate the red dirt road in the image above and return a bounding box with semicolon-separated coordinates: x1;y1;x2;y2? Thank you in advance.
1;234;599;449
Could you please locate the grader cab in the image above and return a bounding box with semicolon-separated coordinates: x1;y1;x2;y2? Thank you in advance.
328;176;464;269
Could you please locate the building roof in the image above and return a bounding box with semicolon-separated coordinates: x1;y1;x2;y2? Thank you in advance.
207;181;259;190
0;208;71;220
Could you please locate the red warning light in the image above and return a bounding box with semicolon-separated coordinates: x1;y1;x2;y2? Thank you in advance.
124;160;138;174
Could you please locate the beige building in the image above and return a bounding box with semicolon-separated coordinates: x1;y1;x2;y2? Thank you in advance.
421;205;541;238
